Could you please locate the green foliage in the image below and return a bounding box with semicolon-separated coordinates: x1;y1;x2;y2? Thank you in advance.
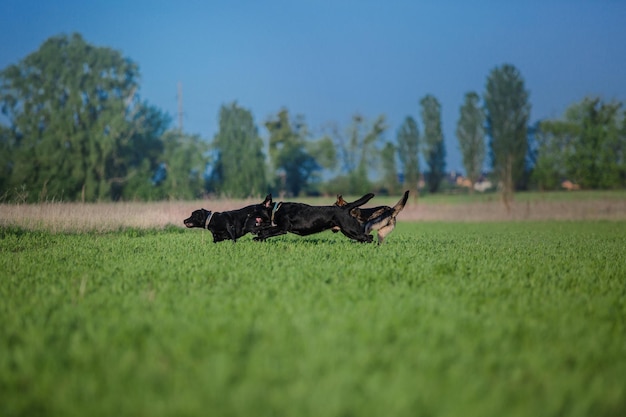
125;130;209;200
536;97;625;190
1;222;626;417
159;131;209;199
456;92;486;191
420;95;446;193
1;33;139;201
265;110;327;197
331;114;386;195
532;120;571;190
0;33;211;202
0;124;11;194
112;104;168;199
396;116;420;195
308;135;337;172
485;64;530;203
380;141;400;194
2;32;624;201
209;102;267;198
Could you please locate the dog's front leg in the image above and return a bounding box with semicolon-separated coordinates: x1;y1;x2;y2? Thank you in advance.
253;226;287;241
226;224;239;242
340;227;374;243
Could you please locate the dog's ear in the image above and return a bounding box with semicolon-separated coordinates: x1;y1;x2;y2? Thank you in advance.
262;194;273;208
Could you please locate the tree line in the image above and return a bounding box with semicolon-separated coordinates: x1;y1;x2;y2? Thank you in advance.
1;34;625;203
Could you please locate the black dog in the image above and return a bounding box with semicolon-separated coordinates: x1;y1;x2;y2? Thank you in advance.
252;193;375;242
183;195;272;243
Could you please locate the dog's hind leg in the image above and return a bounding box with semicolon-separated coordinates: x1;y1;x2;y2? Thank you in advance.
376;220;396;245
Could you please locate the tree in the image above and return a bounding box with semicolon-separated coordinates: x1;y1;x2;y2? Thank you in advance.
568;98;623;189
0;124;11;198
456;92;486;193
621;108;626;184
532;120;570;190
329;114;386;195
209;102;267;198
484;64;530;208
159;131;209;199
0;33;150;201
112;103;169;200
123;129;209;200
265;109;325;197
535;97;624;189
396;116;420;196
380;141;400;194
307;135;336;174
420;95;446;193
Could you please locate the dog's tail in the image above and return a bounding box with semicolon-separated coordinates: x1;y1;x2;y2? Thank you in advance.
392;190;410;217
343;193;374;210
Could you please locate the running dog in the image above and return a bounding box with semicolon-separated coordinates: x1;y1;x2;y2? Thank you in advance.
252;193;375;242
183;195;272;243
334;190;409;244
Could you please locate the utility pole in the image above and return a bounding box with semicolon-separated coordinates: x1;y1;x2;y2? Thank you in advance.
177;81;183;131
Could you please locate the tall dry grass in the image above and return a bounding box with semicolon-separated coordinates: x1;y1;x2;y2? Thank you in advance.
407;198;626;222
1;195;625;233
0;199;256;233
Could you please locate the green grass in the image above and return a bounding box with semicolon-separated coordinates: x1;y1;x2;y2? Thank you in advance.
1;222;626;417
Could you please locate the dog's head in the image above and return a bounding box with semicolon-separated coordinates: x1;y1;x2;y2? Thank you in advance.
183;208;211;229
247;194;273;233
329;194;347;233
334;194;348;207
245;209;271;233
261;194;273;208
332;194;363;220
244;194;274;234
184;194;273;232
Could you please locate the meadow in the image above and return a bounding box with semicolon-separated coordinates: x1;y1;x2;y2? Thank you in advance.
1;215;625;416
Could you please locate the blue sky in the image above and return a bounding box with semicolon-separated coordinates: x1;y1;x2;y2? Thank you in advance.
1;0;625;173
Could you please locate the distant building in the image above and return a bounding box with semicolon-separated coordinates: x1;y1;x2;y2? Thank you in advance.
561;180;581;191
453;172;493;192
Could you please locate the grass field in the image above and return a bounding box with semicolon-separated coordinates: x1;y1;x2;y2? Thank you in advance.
1;219;625;417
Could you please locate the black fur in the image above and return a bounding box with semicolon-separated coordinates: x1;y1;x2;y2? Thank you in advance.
253;193;375;242
183;195;272;243
335;190;409;245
